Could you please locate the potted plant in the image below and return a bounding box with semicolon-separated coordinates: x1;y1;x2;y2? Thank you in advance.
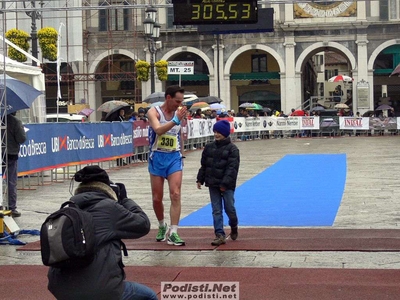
5;29;30;62
155;60;168;81
38;27;58;61
135;60;150;82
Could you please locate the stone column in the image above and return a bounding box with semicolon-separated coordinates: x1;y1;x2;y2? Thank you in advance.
212;35;225;104
283;35;297;113
355;35;370;113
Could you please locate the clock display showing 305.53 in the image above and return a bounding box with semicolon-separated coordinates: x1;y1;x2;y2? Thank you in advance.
172;0;258;25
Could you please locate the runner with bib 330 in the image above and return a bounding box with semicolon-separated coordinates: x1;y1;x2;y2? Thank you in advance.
147;85;187;246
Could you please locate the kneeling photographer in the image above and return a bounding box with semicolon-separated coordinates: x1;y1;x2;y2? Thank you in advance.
47;165;157;300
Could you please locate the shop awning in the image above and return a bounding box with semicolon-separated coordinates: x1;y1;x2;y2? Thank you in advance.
230;72;280;80
167;74;209;81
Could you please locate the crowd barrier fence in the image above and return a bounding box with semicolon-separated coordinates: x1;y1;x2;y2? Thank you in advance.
10;116;400;191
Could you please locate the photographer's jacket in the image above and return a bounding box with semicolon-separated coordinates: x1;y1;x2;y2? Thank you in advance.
48;182;150;300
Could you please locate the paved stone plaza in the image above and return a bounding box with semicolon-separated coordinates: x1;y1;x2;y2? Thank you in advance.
1;135;400;269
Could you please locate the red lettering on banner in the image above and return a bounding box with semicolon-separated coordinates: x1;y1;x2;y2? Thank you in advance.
302;118;314;127
104;134;111;146
59;136;67;150
344;119;362;127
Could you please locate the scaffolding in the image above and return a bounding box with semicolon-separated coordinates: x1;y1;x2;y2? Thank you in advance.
0;0;171;115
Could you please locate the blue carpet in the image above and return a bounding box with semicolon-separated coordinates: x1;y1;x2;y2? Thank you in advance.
180;154;347;226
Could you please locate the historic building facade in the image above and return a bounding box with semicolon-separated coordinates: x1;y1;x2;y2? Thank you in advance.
82;1;400;119
3;1;400;120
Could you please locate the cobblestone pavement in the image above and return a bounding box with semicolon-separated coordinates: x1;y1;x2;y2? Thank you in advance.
1;135;400;269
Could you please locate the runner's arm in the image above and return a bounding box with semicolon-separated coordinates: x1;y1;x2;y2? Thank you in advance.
147;107;177;136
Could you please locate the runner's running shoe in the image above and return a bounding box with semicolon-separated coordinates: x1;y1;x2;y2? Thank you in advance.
156;224;168;242
167;232;186;246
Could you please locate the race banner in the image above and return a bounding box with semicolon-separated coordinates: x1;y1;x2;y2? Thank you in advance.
18;122;133;175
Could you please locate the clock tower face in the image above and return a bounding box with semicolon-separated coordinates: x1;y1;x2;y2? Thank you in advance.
294;1;357;18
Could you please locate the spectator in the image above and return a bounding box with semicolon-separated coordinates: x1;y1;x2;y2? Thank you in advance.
196;120;240;246
128;111;138;122
117;109;126;121
138;108;148;121
3;112;26;217
236;108;246;117
193;108;203;119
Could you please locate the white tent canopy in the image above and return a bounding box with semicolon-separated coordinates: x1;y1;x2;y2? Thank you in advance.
0;54;46;123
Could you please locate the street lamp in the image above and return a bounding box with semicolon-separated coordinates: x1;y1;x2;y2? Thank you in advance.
143;6;160;93
23;0;42;66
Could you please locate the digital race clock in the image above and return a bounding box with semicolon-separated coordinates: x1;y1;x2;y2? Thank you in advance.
172;0;258;25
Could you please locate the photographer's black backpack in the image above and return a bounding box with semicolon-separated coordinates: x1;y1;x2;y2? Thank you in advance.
40;200;96;269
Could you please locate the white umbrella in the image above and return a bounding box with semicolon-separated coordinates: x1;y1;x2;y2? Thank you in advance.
328;75;353;83
209;103;226;110
182;94;199;104
334;103;349;109
239;102;255;108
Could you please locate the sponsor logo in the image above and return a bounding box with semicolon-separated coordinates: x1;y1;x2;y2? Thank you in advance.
51;136;95;152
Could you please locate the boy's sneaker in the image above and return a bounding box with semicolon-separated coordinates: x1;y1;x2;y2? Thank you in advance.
211;234;226;246
156;224;168;242
167;232;186;246
230;227;238;241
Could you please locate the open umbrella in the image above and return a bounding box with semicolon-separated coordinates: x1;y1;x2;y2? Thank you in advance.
209;103;226;110
190;101;209;109
328;75;353;82
104;105;132;121
246;103;263;110
334;103;349;109
390;63;400;77
262;107;272;113
77;108;94;117
182;94;199;105
143;92;165;104
375;104;393;110
97;100;129;113
0;75;42;115
239;102;255;108
362;110;375;117
311;106;325;112
198;96;223;104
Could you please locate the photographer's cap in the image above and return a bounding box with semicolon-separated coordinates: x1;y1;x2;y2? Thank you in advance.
74;166;111;184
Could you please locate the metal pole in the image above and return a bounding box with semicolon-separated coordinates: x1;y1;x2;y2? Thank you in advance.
216;34;221;99
30;1;38;66
150;43;155;93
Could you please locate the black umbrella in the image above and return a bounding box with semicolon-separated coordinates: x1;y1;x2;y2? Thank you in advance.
104;105;132;121
262;107;272;113
198;96;223;104
362;110;375;117
143;92;165;104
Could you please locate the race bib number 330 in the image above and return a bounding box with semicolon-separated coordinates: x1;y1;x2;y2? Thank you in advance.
157;134;177;151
